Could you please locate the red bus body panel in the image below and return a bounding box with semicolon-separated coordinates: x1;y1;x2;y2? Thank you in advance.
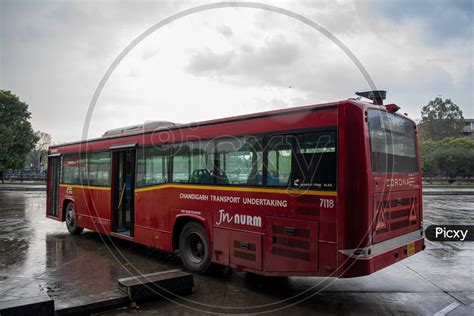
47;100;424;277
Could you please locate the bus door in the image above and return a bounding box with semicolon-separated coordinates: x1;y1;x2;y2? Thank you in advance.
47;154;61;218
111;146;136;237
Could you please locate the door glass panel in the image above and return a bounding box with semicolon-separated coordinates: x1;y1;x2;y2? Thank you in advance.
48;157;60;217
113;150;135;237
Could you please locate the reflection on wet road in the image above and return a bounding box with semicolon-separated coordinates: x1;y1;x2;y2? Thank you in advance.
0;191;473;315
0;191;181;302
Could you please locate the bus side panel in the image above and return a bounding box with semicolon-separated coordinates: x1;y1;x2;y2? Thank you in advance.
135;189;171;233
229;230;262;270
213;228;230;266
134;189;173;251
134;226;171;251
134;187;215;253
59;186;111;234
319;242;338;276
264;217;318;272
71;187;93;230
341;104;371;251
88;188;111;234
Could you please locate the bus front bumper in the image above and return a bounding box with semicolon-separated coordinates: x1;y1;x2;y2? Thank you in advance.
338;229;425;278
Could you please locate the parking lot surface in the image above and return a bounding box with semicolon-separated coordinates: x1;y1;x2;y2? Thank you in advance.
0;191;473;315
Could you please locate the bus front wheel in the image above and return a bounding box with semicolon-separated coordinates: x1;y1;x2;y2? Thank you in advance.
179;222;210;274
65;202;84;235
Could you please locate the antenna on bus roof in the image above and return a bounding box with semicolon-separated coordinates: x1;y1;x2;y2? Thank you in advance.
355;90;386;106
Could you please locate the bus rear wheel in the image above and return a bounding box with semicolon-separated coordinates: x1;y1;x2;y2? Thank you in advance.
65;202;83;235
179;222;210;274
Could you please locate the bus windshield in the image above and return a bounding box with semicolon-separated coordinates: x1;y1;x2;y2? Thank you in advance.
368;109;418;173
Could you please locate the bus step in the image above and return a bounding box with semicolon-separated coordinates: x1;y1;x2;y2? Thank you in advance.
117;269;194;301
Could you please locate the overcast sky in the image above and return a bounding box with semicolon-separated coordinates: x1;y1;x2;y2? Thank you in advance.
1;0;472;143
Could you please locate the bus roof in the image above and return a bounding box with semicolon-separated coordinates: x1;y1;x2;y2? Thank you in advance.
49;99;369;149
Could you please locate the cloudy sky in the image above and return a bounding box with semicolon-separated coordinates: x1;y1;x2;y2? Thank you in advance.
1;0;472;143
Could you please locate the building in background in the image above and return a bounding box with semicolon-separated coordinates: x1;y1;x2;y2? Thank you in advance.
461;119;474;140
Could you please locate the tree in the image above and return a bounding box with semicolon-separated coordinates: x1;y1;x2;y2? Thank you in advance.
420;139;437;175
420;137;474;179
430;147;474;180
0;90;39;183
419;97;464;141
25;132;52;172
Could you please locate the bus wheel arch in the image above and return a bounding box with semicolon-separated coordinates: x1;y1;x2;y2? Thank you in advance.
64;200;83;235
172;216;212;274
62;199;74;222
172;215;211;251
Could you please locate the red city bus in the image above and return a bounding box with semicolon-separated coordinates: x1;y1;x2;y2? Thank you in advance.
46;91;424;277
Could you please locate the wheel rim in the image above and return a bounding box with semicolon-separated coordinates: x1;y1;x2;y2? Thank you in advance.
66;205;75;228
185;232;205;264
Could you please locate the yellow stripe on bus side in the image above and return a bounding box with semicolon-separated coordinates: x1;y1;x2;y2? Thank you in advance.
59;183;337;196
135;184;337;196
59;184;111;191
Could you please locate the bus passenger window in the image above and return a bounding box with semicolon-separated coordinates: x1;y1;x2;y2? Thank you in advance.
267;136;292;186
88;152;110;186
291;132;337;190
216;136;263;186
136;146;168;187
172;154;190;183
63;155;80;184
266;132;336;190
189;141;215;184
79;154;88;185
170;141;215;184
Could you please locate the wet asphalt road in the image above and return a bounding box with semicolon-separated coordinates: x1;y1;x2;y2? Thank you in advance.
0;191;473;315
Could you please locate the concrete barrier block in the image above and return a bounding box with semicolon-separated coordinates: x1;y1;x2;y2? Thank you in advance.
0;296;54;316
55;290;129;316
118;269;194;301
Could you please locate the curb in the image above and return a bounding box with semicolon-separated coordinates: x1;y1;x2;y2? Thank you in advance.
2;271;195;315
0;186;46;191
423;191;474;196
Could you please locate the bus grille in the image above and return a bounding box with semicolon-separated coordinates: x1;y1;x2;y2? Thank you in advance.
233;240;257;262
296;195;320;217
265;217;318;272
373;192;419;243
271;225;311;262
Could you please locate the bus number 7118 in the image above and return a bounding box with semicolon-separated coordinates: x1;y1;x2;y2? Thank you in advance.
320;198;334;208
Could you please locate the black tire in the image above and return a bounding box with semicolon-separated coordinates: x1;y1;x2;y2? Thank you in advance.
65;202;84;235
179;222;211;274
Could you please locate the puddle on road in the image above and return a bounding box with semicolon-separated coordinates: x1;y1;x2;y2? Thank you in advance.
0;191;181;302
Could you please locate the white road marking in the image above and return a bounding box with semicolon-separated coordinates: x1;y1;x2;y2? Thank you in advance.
433;302;461;316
